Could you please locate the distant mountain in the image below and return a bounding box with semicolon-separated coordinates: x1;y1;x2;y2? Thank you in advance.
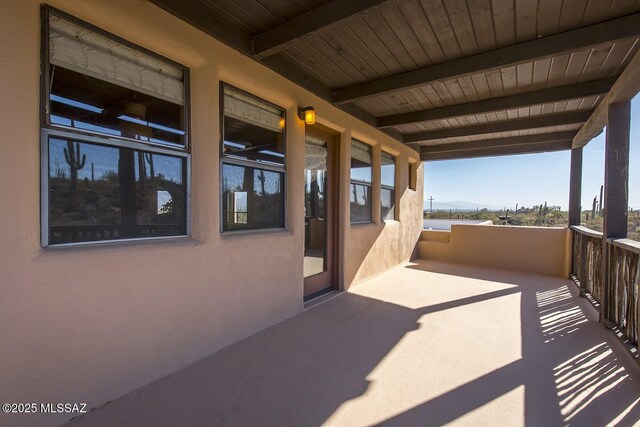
424;200;502;212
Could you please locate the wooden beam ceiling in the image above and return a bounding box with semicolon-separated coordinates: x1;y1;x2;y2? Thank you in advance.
148;0;400;141
421;132;577;154
421;140;572;161
148;0;637;157
404;111;593;143
148;0;251;52
573;48;640;148
251;0;391;58
378;78;616;128
333;13;640;104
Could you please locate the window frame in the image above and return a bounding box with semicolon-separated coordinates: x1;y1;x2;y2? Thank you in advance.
381;151;396;221
349;139;373;224
40;6;192;247
219;82;288;233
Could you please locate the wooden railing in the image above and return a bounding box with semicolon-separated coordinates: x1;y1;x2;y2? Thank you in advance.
607;239;640;347
571;226;640;357
571;226;603;305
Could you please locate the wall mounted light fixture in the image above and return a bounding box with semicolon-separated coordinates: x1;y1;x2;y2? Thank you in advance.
298;106;316;125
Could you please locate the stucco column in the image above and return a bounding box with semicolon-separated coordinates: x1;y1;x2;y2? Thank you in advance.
568;147;583;226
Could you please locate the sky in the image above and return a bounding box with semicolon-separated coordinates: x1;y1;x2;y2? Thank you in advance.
424;94;640;211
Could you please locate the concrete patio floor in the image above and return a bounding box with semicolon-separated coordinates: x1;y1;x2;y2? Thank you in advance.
67;261;640;426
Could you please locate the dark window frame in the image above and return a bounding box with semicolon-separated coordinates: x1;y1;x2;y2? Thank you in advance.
350;139;373;224
219;82;287;232
40;6;191;247
381;151;396;221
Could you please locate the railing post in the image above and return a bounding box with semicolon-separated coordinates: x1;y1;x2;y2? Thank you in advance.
601;101;631;325
579;233;585;292
579;233;584;286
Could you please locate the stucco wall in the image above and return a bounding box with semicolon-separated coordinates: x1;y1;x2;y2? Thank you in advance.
0;1;424;426
339;133;425;288
418;225;570;277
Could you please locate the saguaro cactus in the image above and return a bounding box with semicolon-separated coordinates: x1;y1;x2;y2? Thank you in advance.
539;204;543;221
63;141;86;191
54;158;66;179
144;153;155;181
257;170;266;195
599;185;604;215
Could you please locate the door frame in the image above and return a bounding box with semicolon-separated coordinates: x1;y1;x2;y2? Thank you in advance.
303;124;340;301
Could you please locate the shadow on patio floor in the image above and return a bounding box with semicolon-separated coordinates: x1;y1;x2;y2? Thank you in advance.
68;261;640;427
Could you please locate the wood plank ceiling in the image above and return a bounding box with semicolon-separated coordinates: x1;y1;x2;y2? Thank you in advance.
149;0;640;161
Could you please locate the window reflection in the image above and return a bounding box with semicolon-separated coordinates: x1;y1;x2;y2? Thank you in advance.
222;164;284;230
222;86;285;166
381;153;395;187
223;116;285;166
49;67;186;147
305;138;328;277
221;84;286;231
381;152;395;220
350;183;372;222
48;137;186;244
381;188;395;220
350;140;373;222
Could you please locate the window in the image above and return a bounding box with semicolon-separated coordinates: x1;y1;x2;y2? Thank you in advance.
350;140;372;223
409;161;417;191
381;152;396;220
221;84;286;231
42;9;189;246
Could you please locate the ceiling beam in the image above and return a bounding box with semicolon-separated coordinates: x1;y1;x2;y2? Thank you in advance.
147;0;406;143
252;0;391;58
148;0;252;53
148;0;333;99
333;13;640;104
421;141;571;161
421;132;577;153
404;110;592;143
573;48;640;148
260;55;334;100
378;78;616;128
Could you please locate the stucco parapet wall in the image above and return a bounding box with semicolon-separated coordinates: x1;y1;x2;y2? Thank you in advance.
420;220;493;242
418;224;570;277
420;229;451;243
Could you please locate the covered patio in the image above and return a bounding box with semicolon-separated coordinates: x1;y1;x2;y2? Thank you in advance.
67;260;640;426
3;1;640;426
148;0;640;369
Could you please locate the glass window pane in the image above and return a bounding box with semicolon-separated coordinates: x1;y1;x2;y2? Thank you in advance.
351;140;372;183
223;116;285;166
48;15;186;148
350;183;372;223
48;137;186;244
305;137;328;277
381;188;395;220
381;152;395;187
223;86;285;166
222;164;284;231
50;68;185;148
